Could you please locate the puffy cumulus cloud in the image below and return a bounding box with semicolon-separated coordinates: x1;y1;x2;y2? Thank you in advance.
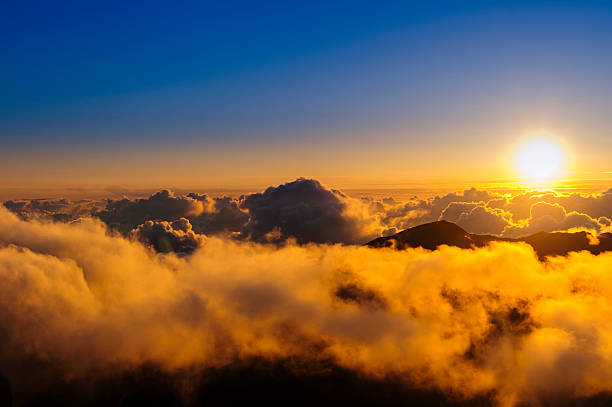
405;188;612;238
131;218;205;254
187;195;250;235
600;216;612;227
412;189;612;238
367;188;500;234
439;202;481;223
438;200;611;239
501;202;611;238
93;180;382;244
6;182;612;246
5;180;446;246
95;189;206;232
487;189;612;222
532;188;612;220
441;204;512;235
239;178;381;244
425;187;495;216
5;207;612;405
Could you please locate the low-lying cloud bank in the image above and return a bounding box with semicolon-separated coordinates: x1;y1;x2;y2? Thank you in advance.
4;179;612;249
2;207;612;405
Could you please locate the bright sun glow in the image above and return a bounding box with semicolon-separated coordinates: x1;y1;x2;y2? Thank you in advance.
515;138;564;183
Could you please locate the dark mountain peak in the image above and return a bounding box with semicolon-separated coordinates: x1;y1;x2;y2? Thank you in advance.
396;220;467;237
368;220;473;251
521;230;592;258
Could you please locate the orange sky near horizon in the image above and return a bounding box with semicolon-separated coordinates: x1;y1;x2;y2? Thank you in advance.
1;128;611;200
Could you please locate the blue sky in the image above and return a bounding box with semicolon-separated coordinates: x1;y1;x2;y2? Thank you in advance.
2;1;612;187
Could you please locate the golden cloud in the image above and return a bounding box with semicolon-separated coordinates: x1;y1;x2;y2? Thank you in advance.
2;206;612;405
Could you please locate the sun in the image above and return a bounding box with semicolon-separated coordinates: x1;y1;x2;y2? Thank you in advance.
515;138;564;183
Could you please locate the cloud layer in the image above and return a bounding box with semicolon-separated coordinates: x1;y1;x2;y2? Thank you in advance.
5;179;612;248
2;206;612;405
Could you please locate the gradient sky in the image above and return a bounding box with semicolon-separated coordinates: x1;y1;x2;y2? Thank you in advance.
3;0;612;190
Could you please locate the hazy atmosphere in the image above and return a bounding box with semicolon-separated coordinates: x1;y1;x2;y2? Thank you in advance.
3;1;612;406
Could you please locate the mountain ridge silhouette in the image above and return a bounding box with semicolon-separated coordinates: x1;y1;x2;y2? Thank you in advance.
367;220;612;258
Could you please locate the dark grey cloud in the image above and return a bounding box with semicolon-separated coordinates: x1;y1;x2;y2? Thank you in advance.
187;195;250;235
92;179;379;246
239;178;376;244
95;190;205;233
131;218;205;254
